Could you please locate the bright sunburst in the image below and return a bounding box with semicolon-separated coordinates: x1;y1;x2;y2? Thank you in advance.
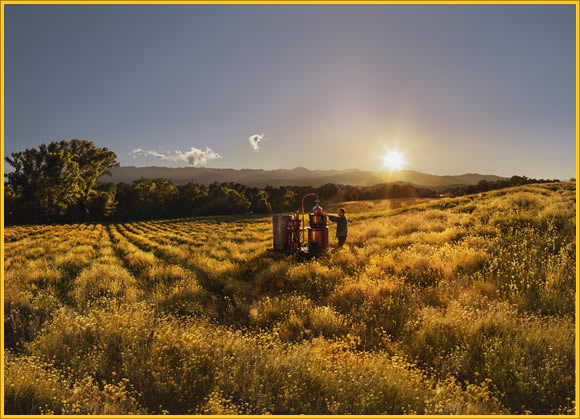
383;150;405;171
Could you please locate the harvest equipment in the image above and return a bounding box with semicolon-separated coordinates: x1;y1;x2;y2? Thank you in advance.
272;193;329;255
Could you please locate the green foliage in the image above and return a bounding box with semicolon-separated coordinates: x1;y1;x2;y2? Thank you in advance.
280;189;297;209
5;140;118;222
87;182;118;218
254;190;272;213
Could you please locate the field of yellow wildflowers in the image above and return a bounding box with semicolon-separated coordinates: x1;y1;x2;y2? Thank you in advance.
4;182;576;415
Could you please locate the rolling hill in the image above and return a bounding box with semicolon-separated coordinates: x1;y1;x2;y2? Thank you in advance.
102;166;504;188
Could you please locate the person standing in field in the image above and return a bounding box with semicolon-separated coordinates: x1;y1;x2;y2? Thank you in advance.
325;208;348;247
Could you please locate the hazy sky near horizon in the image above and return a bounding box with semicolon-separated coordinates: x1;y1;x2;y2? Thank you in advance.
4;4;576;179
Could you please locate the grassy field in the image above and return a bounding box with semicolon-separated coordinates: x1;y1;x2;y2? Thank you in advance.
4;182;576;415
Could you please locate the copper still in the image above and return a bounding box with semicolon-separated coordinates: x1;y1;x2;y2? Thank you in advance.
307;199;329;254
272;193;329;255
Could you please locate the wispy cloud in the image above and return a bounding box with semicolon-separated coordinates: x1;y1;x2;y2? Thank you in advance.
130;146;222;167
249;133;264;152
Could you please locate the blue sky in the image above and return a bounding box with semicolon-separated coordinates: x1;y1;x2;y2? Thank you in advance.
4;4;576;179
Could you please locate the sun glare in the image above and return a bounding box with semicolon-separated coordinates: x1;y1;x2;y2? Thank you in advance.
383;150;405;171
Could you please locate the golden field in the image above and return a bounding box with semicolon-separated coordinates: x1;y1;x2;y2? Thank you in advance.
4;182;576;415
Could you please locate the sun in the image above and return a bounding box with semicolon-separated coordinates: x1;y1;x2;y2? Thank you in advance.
383;150;405;171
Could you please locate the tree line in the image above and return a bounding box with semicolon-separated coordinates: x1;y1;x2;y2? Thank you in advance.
4;140;559;225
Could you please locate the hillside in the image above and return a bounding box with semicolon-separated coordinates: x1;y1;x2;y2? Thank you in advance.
102;166;505;188
4;182;575;415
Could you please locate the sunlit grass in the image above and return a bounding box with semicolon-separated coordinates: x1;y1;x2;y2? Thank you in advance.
3;181;576;415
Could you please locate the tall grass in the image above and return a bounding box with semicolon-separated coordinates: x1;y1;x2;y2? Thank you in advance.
4;181;576;414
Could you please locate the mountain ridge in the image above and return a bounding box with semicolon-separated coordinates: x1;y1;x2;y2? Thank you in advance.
101;166;506;188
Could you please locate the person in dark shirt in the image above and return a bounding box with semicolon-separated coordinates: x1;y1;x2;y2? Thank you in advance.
325;208;348;247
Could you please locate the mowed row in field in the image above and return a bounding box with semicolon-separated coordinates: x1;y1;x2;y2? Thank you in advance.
4;182;576;415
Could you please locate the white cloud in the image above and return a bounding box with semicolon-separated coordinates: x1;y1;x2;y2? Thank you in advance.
129;146;222;167
147;150;166;159
175;147;222;166
249;133;264;151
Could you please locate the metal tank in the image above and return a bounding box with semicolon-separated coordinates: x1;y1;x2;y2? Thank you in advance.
307;200;328;254
272;214;291;251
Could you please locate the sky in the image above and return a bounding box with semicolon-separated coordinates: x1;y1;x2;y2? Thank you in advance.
4;4;577;179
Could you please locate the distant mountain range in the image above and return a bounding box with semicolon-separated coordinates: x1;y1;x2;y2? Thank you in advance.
102;166;505;189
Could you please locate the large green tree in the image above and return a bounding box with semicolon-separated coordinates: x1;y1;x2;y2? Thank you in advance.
65;139;119;216
5;140;118;222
